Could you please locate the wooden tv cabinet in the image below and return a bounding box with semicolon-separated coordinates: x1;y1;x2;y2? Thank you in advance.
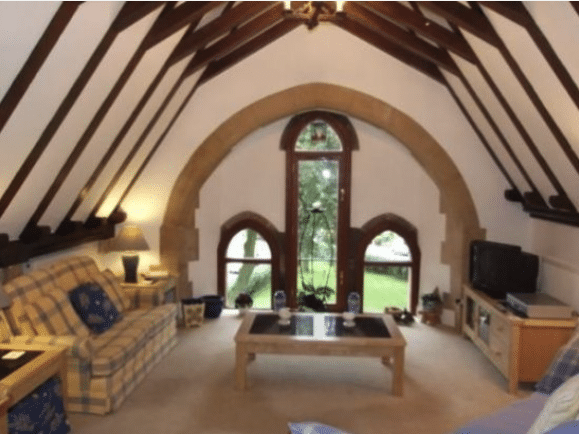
462;285;577;394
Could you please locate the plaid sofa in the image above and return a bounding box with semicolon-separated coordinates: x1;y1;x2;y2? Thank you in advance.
2;256;178;415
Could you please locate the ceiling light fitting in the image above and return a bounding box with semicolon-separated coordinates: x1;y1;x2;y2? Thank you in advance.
283;1;345;30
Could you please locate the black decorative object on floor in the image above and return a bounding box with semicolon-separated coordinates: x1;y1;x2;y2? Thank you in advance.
200;295;224;318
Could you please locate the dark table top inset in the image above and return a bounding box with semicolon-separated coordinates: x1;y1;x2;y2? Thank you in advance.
324;315;390;338
250;314;314;336
0;350;42;381
249;313;390;338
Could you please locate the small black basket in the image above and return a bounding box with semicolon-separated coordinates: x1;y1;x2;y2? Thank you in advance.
200;295;224;319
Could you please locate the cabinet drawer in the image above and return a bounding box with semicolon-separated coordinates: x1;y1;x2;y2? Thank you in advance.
489;333;510;376
490;314;509;340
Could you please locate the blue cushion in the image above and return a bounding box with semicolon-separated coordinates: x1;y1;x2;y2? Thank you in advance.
69;283;121;334
288;422;351;434
536;334;579;395
545;421;579;433
8;377;70;434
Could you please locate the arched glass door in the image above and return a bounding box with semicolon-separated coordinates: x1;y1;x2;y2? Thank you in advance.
283;111;356;310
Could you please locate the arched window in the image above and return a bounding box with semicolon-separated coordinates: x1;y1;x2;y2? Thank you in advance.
355;214;421;314
281;111;358;310
217;213;281;309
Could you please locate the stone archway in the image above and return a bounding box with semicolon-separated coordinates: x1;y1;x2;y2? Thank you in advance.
161;82;485;328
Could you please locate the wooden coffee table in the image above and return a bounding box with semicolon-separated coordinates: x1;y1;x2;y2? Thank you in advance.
234;312;407;395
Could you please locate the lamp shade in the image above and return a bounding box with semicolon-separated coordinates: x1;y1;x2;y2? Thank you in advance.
109;226;150;252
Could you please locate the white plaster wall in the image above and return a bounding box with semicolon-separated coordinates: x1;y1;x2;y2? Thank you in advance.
0;2;115;220
1;7;537;295
190;116;449;312
0;2;160;236
124;23;528;250
531;219;579;312
0;2;60;100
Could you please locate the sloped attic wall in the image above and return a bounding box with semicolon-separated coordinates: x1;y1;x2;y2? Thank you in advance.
125;24;528;320
2;2;579;315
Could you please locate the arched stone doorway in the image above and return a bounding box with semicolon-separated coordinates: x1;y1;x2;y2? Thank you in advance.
161;82;485;329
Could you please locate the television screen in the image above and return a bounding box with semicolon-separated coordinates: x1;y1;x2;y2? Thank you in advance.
470;241;538;299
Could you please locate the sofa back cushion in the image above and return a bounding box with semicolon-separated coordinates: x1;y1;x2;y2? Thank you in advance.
23;287;90;337
69;283;122;334
3;269;59;335
46;256;102;293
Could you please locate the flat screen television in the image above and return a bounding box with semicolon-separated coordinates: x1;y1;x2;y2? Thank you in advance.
469;240;539;299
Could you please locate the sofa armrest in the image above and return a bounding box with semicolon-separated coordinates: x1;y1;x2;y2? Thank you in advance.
121;279;176;310
10;335;92;361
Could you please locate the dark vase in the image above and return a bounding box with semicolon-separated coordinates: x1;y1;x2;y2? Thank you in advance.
200;295;224;319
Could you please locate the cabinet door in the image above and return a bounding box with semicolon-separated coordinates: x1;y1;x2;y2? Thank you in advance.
518;327;574;382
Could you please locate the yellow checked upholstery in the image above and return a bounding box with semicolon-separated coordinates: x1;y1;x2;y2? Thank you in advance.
2;256;177;415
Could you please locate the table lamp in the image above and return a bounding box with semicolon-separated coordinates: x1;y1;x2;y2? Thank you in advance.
109;225;150;283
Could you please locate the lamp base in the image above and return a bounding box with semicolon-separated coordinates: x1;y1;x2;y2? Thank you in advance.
122;255;139;283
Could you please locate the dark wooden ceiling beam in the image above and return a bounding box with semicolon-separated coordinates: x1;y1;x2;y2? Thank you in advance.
478;1;530;26
420;1;500;46
362;1;477;63
333;16;445;85
144;1;224;49
455;68;547;209
460;4;578;211
110;20;302;210
61;21;206;232
473;52;575;211
0;222;115;267
482;2;579;123
88;65;188;219
0;2;160;221
113;81;207;215
0;2;81;135
112;1;165;32
444;77;523;202
19;3;176;240
169;1;277;66
81;3;245;223
342;2;459;75
185;4;287;78
197;19;302;85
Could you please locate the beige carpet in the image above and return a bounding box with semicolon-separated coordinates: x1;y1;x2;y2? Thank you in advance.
68;311;533;434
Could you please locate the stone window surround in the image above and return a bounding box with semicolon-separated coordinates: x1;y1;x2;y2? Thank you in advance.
160;83;485;329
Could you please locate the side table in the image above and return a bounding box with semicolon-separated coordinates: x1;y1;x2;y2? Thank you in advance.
0;343;67;434
118;276;177;309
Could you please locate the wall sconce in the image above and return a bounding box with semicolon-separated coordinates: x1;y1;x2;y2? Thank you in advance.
109;225;150;283
283;1;346;30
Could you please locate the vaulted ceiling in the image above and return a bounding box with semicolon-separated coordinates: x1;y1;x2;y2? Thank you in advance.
1;1;579;266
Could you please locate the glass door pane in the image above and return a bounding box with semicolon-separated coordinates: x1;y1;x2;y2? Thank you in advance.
297;159;339;305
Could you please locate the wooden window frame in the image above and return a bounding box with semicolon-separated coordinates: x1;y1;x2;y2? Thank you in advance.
217;212;281;308
282;111;358;310
355;214;421;314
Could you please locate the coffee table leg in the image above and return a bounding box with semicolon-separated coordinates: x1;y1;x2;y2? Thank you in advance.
392;348;404;396
235;344;249;390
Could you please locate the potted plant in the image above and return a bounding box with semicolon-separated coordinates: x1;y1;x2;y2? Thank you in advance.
234;292;253;315
297;284;333;312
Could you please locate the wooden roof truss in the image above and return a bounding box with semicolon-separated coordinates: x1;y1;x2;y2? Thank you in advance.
0;1;578;265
